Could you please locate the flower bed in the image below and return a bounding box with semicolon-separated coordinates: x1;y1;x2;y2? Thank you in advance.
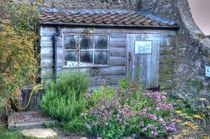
83;82;176;138
41;74;176;138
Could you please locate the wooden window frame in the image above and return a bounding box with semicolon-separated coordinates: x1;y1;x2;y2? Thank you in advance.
62;33;110;68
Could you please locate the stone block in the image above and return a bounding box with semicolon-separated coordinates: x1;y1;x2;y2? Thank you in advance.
160;57;175;64
160;48;175;55
160;81;174;89
159;74;173;81
160;64;174;74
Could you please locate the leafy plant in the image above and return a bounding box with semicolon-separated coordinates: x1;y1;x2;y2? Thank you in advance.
0;128;23;139
41;72;89;132
0;0;39;108
84;82;176;138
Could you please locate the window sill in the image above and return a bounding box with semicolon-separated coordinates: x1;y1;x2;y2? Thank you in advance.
62;65;109;69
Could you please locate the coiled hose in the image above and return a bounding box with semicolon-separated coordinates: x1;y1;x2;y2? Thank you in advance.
12;84;43;111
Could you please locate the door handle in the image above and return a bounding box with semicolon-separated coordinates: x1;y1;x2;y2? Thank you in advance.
128;52;132;62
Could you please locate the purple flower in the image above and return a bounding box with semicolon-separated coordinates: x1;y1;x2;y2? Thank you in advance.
161;96;167;101
86;123;91;129
149;114;157;120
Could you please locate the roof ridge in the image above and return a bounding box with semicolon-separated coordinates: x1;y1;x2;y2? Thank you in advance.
139;10;176;26
39;7;138;14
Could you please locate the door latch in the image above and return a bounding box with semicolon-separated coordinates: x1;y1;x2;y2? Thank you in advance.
128;52;132;62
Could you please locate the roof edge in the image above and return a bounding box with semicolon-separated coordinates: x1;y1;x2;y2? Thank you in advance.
139;10;176;26
40;22;179;30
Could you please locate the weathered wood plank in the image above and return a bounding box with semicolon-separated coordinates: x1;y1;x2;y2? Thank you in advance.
40;26;56;37
90;75;125;86
41;68;53;78
41;58;63;68
41;47;63;59
40;41;53;47
57;66;126;76
109;57;126;66
110;32;126;38
110;48;126;57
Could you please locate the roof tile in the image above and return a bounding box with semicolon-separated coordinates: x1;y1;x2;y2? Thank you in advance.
39;11;176;28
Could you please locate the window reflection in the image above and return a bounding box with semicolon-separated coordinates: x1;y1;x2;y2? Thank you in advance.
95;35;108;49
80;35;93;49
64;51;78;66
80;51;93;66
94;51;107;65
64;35;77;49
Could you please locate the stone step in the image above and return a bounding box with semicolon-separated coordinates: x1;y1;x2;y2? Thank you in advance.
8;111;56;129
21;128;58;139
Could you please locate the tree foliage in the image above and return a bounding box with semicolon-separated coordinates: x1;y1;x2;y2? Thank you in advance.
0;0;39;107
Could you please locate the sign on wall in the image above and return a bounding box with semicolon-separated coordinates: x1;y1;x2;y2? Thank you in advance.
205;66;210;77
135;41;152;54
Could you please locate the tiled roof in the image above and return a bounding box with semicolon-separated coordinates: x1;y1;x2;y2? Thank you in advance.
39;10;177;28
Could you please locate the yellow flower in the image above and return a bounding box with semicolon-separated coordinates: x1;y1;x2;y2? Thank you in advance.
175;110;182;114
181;129;189;135
207;106;210;109
176;119;182;123
203;134;209;139
199;98;207;101
193;115;203;119
191;125;199;130
185;116;193;119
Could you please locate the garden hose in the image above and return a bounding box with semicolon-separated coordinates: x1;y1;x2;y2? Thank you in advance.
12;84;43;111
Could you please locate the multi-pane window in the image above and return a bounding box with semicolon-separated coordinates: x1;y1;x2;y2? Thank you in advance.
63;34;108;67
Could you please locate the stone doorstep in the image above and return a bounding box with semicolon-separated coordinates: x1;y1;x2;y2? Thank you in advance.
8;111;56;129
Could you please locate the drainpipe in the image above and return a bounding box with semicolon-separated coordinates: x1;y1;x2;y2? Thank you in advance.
52;26;61;82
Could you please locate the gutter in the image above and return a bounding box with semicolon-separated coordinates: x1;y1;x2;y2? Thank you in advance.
40;23;179;30
52;26;61;82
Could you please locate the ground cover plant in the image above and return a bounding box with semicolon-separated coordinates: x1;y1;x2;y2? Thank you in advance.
169;96;210;138
83;80;176;138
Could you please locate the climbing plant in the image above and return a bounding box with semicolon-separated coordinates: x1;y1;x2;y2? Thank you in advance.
0;0;40;108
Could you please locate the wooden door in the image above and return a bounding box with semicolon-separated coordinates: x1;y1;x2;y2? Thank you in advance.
127;34;160;89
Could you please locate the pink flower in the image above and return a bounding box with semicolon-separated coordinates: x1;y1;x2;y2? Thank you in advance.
161;96;167;101
149;114;157;120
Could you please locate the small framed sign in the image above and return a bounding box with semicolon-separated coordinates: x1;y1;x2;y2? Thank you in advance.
135;41;152;54
205;66;210;77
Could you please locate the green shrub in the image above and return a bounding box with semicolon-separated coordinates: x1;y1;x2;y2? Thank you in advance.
0;128;23;139
41;72;89;132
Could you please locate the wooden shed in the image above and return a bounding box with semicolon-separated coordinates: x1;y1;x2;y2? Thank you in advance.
39;9;177;89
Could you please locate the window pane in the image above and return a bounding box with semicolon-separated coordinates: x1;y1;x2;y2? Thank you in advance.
64;35;77;49
80;51;93;66
94;51;107;65
95;35;108;49
80;35;93;49
64;51;78;66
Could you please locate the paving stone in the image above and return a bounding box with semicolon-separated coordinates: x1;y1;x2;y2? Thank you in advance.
21;128;58;139
80;137;88;139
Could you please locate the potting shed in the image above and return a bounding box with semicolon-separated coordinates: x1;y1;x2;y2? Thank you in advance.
39;2;178;89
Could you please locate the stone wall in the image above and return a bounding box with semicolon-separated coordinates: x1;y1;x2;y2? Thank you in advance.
141;0;210;109
15;0;140;10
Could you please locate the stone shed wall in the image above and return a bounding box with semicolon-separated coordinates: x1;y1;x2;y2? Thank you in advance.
141;0;210;109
